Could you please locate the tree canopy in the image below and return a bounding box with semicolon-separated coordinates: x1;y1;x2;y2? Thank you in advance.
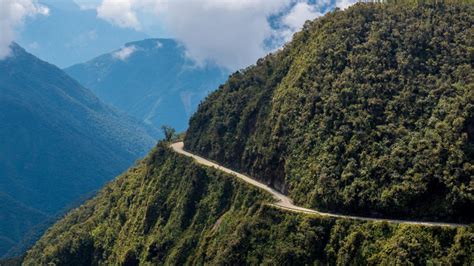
185;2;474;222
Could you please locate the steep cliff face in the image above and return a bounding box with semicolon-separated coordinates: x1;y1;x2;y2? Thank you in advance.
185;3;474;222
23;143;474;265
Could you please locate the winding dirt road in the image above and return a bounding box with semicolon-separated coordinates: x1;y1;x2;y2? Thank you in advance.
171;142;467;228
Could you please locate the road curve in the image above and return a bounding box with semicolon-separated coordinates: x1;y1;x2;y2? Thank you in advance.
171;142;467;228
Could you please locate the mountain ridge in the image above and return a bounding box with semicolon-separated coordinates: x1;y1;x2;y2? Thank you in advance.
185;2;473;223
0;43;158;257
65;38;229;132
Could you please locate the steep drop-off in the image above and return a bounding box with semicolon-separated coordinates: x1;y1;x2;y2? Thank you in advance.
185;3;474;222
0;44;157;257
23;143;474;265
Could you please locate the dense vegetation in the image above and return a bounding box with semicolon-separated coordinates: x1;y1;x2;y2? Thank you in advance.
65;39;229;132
0;44;158;257
23;143;474;265
185;2;474;222
17;3;474;264
23;143;268;265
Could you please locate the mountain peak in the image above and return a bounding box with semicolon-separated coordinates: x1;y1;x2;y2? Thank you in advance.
65;39;229;132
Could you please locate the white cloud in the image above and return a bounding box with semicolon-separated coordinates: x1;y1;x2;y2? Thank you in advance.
113;45;137;60
336;0;357;10
93;0;340;69
163;0;291;69
283;2;322;30
97;0;141;30
93;0;291;69
279;1;323;42
0;0;49;59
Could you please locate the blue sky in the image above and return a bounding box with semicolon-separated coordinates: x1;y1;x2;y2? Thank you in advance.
2;0;356;69
16;0;149;67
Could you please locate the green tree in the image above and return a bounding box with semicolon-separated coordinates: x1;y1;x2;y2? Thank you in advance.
161;125;176;142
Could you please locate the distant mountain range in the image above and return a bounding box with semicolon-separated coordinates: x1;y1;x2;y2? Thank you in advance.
0;44;158;257
65;38;229;132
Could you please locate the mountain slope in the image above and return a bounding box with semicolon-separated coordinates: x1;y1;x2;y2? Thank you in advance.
65;39;229;131
23;142;474;265
0;44;157;257
185;2;474;222
20;3;473;265
0;193;48;256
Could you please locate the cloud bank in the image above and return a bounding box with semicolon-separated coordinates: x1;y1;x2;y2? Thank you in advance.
164;0;293;69
91;0;358;69
0;0;49;59
277;1;325;43
97;0;141;30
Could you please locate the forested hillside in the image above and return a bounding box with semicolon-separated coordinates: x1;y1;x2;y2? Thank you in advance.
0;44;158;257
19;2;473;265
185;2;474;222
23;142;473;265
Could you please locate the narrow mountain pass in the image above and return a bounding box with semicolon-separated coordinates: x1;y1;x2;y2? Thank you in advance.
171;142;467;228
